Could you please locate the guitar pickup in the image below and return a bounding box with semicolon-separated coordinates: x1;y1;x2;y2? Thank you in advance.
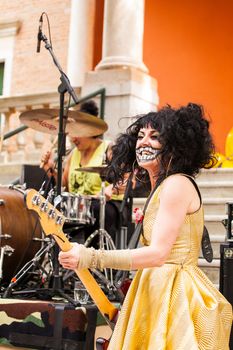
56;216;63;225
48;208;56;219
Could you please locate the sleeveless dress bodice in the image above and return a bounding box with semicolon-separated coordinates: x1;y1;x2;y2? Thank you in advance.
142;184;204;266
108;179;232;350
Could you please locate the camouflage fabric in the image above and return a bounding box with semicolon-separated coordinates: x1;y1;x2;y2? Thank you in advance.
0;299;97;350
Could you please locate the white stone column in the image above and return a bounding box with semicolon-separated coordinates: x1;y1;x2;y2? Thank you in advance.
82;0;159;140
96;0;148;72
67;0;96;87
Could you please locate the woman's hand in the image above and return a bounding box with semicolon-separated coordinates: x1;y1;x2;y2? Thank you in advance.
58;243;80;270
104;184;113;201
40;151;55;174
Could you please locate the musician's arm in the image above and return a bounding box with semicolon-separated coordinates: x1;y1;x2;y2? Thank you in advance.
62;154;71;191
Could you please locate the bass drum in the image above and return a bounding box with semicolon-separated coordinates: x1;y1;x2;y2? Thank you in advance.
0;186;42;284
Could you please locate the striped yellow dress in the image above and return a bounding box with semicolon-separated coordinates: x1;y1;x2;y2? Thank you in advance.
108;181;232;350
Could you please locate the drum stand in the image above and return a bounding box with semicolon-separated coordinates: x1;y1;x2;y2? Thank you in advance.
85;182;116;286
63;181;119;300
3;238;54;298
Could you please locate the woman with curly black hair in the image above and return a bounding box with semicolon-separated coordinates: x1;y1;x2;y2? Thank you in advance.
59;103;232;349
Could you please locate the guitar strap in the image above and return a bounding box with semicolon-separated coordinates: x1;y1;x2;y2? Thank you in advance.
184;175;213;263
114;184;158;288
128;184;158;250
122;174;213;263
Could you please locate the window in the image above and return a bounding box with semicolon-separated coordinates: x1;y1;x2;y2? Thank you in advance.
0;20;20;96
0;62;4;95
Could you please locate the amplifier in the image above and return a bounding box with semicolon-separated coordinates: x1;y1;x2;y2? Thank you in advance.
220;242;233;350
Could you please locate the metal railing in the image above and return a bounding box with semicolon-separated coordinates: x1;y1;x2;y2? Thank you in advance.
2;87;106;141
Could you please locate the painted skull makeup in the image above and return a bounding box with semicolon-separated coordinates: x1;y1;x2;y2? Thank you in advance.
136;146;160;163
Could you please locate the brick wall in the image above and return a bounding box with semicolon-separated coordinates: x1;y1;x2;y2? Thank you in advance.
0;0;71;95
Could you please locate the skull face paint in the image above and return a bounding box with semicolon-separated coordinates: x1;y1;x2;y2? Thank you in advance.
136;128;162;166
136;146;160;163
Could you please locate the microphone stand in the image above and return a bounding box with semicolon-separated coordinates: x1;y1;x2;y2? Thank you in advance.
2;32;79;303
38;31;79;301
116;173;134;249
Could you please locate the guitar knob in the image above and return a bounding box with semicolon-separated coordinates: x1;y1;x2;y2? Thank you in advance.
48;208;56;219
40;202;48;212
32;195;41;206
56;215;63;225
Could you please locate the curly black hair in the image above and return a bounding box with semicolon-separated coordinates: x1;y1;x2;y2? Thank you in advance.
107;103;216;186
80;100;99;116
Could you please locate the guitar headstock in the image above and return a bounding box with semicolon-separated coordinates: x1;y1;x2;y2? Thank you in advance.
26;189;71;251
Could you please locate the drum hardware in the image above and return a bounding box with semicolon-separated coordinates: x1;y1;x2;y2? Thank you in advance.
0;199;5;206
0;246;15;281
33;237;51;243
8;183;27;193
59;192;95;225
0;234;11;239
1;245;15;256
3;239;55;298
62;177;117;299
75;166;132;300
84;181;116;295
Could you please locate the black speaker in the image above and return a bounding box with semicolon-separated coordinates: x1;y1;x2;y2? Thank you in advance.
220;242;233;349
20;164;50;191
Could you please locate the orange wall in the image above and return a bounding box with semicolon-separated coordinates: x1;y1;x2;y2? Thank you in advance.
93;0;104;68
144;0;233;153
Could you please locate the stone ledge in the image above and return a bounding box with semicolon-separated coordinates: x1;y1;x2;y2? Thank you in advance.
198;258;220;267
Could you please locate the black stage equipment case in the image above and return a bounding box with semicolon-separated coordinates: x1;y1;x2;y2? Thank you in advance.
219;202;233;350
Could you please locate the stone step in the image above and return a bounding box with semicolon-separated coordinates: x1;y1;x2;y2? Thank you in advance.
197;168;233;182
198;258;220;285
204;214;228;236
0;163;22;185
202;198;232;215
205;220;226;236
198;181;233;197
0;162;40;187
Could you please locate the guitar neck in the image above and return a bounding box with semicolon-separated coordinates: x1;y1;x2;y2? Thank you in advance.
26;189;118;328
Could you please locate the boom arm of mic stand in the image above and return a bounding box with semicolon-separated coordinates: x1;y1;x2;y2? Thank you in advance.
39;32;79;105
39;30;79;197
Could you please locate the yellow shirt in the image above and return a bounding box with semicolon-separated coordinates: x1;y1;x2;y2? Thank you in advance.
68;140;123;200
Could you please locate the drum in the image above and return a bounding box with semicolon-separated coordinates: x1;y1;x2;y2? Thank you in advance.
0;186;42;283
60;192;93;225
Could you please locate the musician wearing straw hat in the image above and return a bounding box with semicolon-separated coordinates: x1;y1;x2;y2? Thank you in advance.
40;100;126;246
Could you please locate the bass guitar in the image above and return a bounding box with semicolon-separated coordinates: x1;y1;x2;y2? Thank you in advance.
26;189;117;349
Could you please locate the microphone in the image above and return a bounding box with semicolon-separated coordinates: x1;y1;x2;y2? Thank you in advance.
36;14;43;53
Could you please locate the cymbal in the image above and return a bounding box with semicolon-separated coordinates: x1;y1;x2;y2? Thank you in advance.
75;165;107;174
19;108;108;137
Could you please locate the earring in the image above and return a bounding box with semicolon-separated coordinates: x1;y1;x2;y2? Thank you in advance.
133;159;150;183
165;155;173;178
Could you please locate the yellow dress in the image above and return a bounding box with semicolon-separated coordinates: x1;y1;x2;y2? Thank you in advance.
108;181;232;350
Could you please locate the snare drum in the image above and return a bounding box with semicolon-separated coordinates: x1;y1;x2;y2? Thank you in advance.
60;192;93;225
